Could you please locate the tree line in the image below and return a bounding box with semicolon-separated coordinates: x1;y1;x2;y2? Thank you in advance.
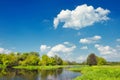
0;52;117;68
0;52;79;68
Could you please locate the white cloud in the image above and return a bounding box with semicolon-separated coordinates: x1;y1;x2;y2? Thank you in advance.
95;44;117;55
47;43;76;57
116;45;120;50
0;47;11;54
80;35;102;44
116;38;120;42
53;4;110;30
76;56;87;63
63;42;70;45
40;42;76;58
40;45;51;52
80;46;88;50
95;44;120;61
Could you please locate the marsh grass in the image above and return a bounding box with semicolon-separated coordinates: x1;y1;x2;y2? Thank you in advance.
69;66;120;80
13;65;68;70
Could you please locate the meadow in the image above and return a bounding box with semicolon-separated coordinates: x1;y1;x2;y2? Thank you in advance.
69;65;120;80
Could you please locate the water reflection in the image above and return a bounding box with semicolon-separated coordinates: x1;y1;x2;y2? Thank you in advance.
39;68;63;80
0;68;80;80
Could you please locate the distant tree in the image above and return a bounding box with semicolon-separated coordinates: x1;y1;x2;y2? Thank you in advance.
54;55;63;65
62;61;68;65
87;53;97;66
19;53;29;61
97;57;107;65
48;57;56;66
19;53;40;66
29;52;39;56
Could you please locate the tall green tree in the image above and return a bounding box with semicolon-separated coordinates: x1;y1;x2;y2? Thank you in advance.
19;53;40;66
87;53;97;66
41;54;49;66
97;57;107;65
48;57;56;66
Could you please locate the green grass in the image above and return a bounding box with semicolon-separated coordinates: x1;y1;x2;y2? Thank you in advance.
69;65;120;80
13;65;68;70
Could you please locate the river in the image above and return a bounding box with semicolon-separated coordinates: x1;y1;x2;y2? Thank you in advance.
0;68;80;80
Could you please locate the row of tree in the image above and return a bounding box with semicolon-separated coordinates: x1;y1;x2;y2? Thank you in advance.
0;52;79;68
0;52;108;67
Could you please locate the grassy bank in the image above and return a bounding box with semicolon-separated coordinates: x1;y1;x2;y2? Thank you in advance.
13;65;68;70
69;65;120;80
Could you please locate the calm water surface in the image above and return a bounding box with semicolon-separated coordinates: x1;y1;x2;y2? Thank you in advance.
0;68;80;80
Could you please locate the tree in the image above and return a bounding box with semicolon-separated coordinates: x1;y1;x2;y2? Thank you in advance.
54;55;63;65
97;57;107;65
48;57;56;66
19;53;40;66
0;53;18;67
87;53;97;66
41;54;49;66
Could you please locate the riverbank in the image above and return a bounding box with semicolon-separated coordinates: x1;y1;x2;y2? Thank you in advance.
69;65;120;80
13;65;70;70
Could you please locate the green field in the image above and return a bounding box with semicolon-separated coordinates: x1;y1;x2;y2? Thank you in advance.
69;66;120;80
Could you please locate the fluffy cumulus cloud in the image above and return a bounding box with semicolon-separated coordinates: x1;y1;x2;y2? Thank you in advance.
95;44;120;61
40;42;76;57
47;44;76;57
80;35;101;44
76;56;87;63
40;45;51;52
80;46;88;50
95;44;117;55
54;4;110;30
0;47;11;54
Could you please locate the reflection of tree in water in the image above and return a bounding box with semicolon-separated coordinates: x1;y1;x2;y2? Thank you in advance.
0;69;16;80
0;68;63;80
39;68;63;80
17;69;38;80
0;68;38;80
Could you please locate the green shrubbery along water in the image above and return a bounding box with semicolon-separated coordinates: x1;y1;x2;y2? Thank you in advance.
69;66;120;80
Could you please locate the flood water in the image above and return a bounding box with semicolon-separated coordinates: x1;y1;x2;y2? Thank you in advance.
0;68;80;80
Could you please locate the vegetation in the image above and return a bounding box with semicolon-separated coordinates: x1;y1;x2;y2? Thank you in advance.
0;52;79;69
69;54;120;80
87;53;97;66
97;56;107;65
69;66;120;80
13;65;67;70
0;52;120;80
86;53;107;66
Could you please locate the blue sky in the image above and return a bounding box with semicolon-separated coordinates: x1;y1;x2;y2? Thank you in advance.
0;0;120;62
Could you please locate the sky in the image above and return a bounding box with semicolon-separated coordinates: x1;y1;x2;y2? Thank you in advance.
0;0;120;62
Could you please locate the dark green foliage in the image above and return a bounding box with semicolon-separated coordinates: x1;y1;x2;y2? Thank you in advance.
86;53;107;66
87;53;97;66
54;55;63;65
